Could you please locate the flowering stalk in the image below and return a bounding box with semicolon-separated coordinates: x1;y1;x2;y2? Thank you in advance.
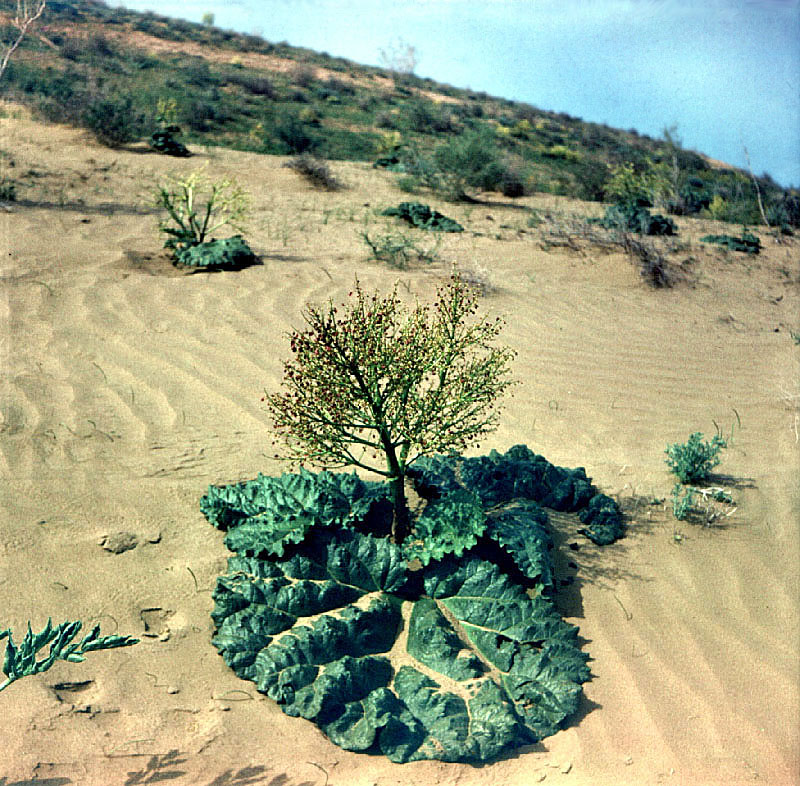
266;275;516;543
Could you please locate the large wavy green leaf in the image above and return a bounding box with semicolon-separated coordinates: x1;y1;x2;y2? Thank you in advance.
201;469;390;557
402;489;486;566
409;445;624;545
485;500;554;590
207;447;623;763
211;528;589;763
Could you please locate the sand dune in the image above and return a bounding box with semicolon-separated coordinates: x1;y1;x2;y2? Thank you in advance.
1;109;798;785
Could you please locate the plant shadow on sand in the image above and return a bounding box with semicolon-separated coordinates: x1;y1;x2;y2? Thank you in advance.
0;757;317;785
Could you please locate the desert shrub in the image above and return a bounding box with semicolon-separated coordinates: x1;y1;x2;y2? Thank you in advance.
274;110;318;154
700;231;761;254
58;34;83;61
411;129;506;201
766;192;800;230
82;93;147;147
375;110;399;129
155;165;250;256
665;431;727;485
0;178;16;201
181;96;228;132
324;75;356;96
183;59;221;89
1;619;137;693
283;154;343;190
499;166;526;197
668;176;712;216
406;99;454;134
361;229;441;268
225;70;277;98
671;483;695;520
85;32;117;60
671;483;736;525
592;199;677;236
572;158;610;201
291;63;316;88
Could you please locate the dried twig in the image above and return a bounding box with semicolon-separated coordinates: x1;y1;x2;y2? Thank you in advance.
0;1;47;81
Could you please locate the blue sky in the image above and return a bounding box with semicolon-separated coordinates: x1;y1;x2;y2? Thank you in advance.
115;0;800;187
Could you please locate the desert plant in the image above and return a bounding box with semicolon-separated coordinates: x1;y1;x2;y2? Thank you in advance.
1;618;138;692
155;164;250;254
431;129;506;201
82;92;147;147
283;154;342;190
0;177;16;201
274;110;318;154
265;275;516;542
203;446;625;763
173;235;256;269
671;483;735;524
381;202;463;232
665;431;728;485
700;231;761;254
360;229;441;268
670;483;695;520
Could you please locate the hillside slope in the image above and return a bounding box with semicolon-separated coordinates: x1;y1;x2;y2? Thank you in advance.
1;0;797;229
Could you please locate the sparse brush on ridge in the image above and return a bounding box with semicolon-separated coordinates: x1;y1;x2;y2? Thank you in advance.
283;154;343;190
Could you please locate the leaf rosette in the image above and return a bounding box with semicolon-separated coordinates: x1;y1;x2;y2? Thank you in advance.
203;446;624;763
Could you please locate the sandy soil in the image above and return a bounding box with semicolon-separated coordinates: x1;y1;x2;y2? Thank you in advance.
1;106;798;786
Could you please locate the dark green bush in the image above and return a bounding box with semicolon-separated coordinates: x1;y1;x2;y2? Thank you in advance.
274;111;318;154
174;235;257;269
82;93;148;147
431;129;509;200
0;178;16;201
665;432;727;485
406;99;455;134
382;202;463;232
700;232;761;254
592;199;677;236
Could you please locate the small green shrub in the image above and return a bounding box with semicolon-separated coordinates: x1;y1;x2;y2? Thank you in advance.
700;232;761;254
665;431;727;485
1;619;138;693
432;130;506;200
361;229;441;268
155;165;250;256
671;483;695;520
82;93;147;147
0;178;16;201
592;199;677;236
381;202;463;232
283;154;343;190
274;111;319;154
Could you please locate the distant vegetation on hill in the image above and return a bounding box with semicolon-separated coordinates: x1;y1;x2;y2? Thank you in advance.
1;0;797;229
